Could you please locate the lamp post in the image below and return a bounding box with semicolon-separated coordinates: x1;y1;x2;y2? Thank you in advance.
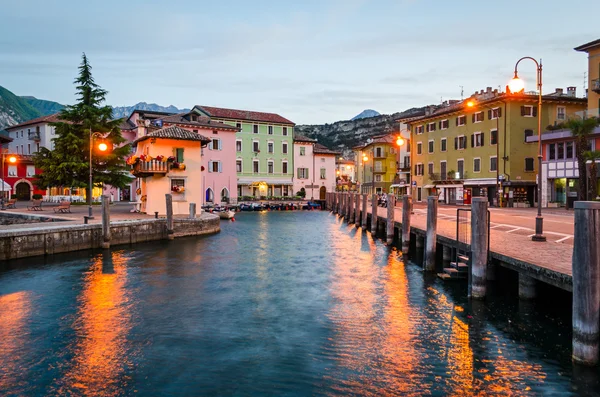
509;57;545;242
395;135;405;198
362;154;368;194
88;129;108;219
1;151;17;210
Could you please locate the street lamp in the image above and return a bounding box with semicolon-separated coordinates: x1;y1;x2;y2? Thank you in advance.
510;57;545;242
88;130;108;219
1;152;17;210
362;154;368;194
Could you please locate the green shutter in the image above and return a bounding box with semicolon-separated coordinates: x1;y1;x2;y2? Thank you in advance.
176;148;184;163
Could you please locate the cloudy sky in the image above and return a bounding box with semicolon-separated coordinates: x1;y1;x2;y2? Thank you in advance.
0;0;597;124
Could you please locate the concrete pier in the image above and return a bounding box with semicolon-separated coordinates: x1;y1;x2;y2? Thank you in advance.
518;274;536;300
355;194;361;228
415;235;424;266
572;201;600;366
401;195;412;255
370;194;377;235
166;194;174;240
424;196;438;272
101;195;111;249
361;194;368;229
386;193;395;245
470;198;488;299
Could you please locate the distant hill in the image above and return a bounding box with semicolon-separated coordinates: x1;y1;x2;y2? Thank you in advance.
0;85;42;132
112;102;190;119
351;109;380;120
21;96;64;116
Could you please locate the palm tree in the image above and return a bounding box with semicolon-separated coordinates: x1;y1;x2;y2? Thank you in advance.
584;150;600;200
565;117;599;200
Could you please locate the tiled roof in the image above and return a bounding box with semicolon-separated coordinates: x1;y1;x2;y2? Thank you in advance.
118;119;136;131
0;135;13;144
313;143;341;155
160;113;238;131
293;133;317;143
574;38;600;52
5;113;63;131
195;105;295;125
134;125;211;144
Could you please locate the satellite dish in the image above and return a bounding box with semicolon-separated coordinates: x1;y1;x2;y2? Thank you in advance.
144;120;150;127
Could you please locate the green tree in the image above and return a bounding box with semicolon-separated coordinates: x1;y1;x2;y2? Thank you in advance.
565;117;599;200
34;54;131;203
584;150;600;200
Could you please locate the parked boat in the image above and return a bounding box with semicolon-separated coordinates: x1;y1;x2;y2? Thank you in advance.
219;210;236;219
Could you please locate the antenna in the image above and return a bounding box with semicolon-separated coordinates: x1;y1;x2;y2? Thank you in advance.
460;86;464;100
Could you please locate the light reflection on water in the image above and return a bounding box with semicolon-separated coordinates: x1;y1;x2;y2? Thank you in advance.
0;211;594;396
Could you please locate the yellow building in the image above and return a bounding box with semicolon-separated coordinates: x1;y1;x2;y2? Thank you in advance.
575;38;600;116
353;134;401;195
406;88;586;206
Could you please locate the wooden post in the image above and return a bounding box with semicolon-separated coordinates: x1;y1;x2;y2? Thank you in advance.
386;193;395;245
346;193;352;220
470;197;488;299
341;193;346;217
166;193;174;240
415;234;424;266
101;194;110;249
572;201;600;366
189;203;196;219
355;194;361;229
518;273;536;299
401;195;412;255
370;194;378;234
348;193;355;224
442;245;451;267
334;193;338;214
361;194;368;229
424;196;438;272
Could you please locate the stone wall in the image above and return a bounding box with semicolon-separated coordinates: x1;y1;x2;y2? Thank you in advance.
0;212;69;225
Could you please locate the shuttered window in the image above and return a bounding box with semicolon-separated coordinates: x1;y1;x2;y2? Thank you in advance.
176;148;184;163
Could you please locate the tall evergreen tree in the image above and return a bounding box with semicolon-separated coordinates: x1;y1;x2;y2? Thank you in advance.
34;54;131;203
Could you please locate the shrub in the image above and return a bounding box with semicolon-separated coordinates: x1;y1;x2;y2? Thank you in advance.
32;194;43;200
296;190;306;198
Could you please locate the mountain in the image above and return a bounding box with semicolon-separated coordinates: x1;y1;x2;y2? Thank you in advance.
0;85;42;132
112;103;190;119
21;96;64;116
295;107;427;157
351;109;380;120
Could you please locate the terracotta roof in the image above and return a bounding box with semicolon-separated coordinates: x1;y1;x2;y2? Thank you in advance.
0;135;13;144
574;38;600;52
195;105;294;125
293;133;317;143
160;113;238;131
118;119;136;131
134;125;211;144
313;143;341;155
5;113;63;131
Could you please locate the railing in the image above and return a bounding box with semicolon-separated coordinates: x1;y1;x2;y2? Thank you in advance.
373;166;387;173
592;78;600;94
456;208;490;260
28;131;40;141
132;160;169;176
373;151;386;159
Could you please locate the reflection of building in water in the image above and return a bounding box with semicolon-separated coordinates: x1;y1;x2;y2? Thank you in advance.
0;291;32;392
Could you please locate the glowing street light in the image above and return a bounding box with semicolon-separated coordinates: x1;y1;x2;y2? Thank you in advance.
88;131;110;219
466;100;475;108
98;142;108;152
1;152;17;210
396;136;405;147
508;74;526;93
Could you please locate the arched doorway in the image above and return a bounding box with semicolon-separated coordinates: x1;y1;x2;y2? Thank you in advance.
319;186;326;200
221;188;229;203
15;182;31;200
205;188;214;203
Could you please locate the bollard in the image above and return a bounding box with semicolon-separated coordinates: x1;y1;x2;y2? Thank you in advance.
572;201;600;366
333;193;338;214
386;193;395;245
415;235;424;266
424;196;438;272
348;193;355;224
355;194;361;229
401;195;412;255
470;197;489;299
166;193;174;240
189;203;196;219
341;193;345;217
518;273;536;300
361;194;368;229
346;193;352;220
101;194;111;249
442;245;451;267
370;194;378;235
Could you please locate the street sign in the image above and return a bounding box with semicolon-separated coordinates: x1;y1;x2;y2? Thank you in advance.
412;181;417;186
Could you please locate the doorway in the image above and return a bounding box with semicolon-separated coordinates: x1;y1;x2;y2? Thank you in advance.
319;186;326;200
15;182;31;200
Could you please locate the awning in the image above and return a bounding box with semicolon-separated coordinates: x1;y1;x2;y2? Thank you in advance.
237;178;294;186
423;184;435;189
463;178;498;186
0;179;11;191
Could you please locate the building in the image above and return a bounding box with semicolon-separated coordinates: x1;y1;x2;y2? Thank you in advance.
407;87;587;206
191;105;295;198
357;134;403;195
336;158;356;191
575;38;600;117
132;126;211;215
292;134;339;199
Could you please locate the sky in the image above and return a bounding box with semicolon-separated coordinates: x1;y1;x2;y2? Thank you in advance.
0;0;597;124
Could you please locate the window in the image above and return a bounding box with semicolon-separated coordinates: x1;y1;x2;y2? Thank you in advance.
320;168;326;179
375;175;382;182
557;142;565;159
415;163;424;176
415;125;424;134
26;165;35;177
209;161;221;173
417;142;422;155
473;112;484;123
521;105;536;117
524;129;534;141
549;143;556;160
441;138;447;152
428;162;434;175
489;107;502;119
283;127;288;136
473;158;481;173
557;106;566;120
456;115;466;126
428;140;434;153
457;160;464;178
268;125;273;135
211;138;220;150
282;142;288;154
236;140;242;152
236;122;242;129
212;130;218;135
525;157;535;172
28;143;31;154
300;147;306;156
268;161;274;174
566;141;574;159
297;168;309;179
253;160;259;173
472;132;484;148
253;141;260;152
426;122;436;132
455;136;467;150
490;156;497;172
440;161;447;178
236;160;242;173
282;161;288;174
490;129;498;145
440;119;449;130
253;124;259;134
171;178;185;193
176;148;184;163
7;165;17;176
268;142;274;153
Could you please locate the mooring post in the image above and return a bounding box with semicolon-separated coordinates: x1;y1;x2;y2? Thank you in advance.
470;197;488;299
415;235;424;266
355;194;361;228
189;203;196;219
347;192;352;220
342;193;346;218
518;274;536;300
401;195;412;255
334;193;338;214
442;245;451;267
348;193;355;224
572;201;600;366
386;193;395;245
424;196;438;272
370;194;378;235
361;194;368;229
166;193;174;240
101;194;111;249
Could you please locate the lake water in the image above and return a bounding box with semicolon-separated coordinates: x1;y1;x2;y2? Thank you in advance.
0;211;598;396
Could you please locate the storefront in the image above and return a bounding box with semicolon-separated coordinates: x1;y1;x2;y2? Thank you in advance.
502;181;536;208
463;178;498;207
436;183;463;205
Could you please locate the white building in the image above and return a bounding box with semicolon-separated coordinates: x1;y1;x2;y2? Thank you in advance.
293;134;339;200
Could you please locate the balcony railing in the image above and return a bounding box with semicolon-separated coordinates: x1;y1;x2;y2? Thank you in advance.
373;151;386;159
429;171;468;182
373;166;387;173
28;131;40;141
132;160;169;177
592;78;600;94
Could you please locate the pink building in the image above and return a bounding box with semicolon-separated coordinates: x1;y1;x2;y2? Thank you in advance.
293;134;339;200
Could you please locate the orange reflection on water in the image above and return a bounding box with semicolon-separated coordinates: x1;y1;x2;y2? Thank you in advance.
55;251;133;396
0;291;32;391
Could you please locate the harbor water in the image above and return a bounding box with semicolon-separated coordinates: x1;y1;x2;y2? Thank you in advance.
0;211;597;396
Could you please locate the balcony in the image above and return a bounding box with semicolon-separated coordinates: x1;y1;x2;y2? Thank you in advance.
592;78;600;94
373;151;386;159
28;131;40;141
429;171;468;182
373;166;387;174
132;160;169;177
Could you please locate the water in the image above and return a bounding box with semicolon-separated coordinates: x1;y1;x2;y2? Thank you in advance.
0;211;597;396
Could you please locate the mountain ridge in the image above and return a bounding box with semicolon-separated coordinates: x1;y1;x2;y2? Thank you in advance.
351;109;380;120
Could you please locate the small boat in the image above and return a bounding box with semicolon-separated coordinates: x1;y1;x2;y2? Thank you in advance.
219;210;235;219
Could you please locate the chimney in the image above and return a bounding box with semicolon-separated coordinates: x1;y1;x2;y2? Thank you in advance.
555;88;563;95
567;86;576;97
486;87;492;93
